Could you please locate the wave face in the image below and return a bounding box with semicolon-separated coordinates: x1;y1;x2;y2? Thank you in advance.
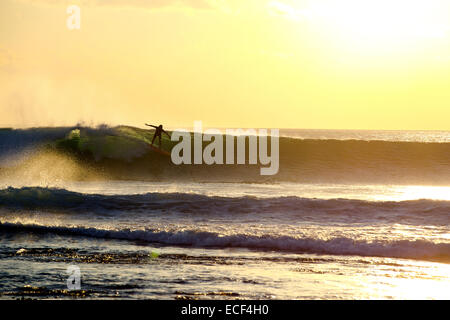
1;187;449;224
1;222;449;263
1;126;450;183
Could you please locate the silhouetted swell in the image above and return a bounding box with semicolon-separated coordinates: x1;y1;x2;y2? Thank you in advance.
1;126;450;183
1;187;450;224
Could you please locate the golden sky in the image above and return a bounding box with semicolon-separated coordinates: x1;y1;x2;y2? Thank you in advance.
1;0;450;129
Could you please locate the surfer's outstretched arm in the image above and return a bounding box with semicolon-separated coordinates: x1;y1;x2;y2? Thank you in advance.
145;124;158;129
162;129;171;138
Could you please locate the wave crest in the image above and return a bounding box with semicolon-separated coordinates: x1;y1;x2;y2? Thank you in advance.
1;126;450;183
1;187;449;224
1;221;449;263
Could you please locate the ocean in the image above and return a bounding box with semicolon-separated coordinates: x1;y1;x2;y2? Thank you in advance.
0;127;449;299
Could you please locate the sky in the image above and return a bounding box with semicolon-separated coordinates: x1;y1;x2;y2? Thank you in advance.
1;0;450;130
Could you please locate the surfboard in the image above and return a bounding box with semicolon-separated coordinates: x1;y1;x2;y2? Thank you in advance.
148;143;171;156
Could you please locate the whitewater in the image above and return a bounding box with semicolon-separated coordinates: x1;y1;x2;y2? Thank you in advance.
0;126;449;299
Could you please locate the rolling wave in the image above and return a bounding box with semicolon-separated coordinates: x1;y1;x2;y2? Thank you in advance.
0;187;449;223
1;221;449;263
1;126;450;183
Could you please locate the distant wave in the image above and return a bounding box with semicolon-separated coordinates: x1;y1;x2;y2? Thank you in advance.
1;221;449;263
1;187;449;225
279;129;450;143
1;126;450;183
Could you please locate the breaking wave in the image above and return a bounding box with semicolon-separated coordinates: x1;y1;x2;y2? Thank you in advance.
1;126;450;183
1;221;449;263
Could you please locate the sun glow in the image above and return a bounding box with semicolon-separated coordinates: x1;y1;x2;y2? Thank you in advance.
273;0;450;59
397;186;450;201
310;0;448;37
366;260;450;299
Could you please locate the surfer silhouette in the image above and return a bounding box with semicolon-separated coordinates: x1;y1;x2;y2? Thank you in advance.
145;124;170;149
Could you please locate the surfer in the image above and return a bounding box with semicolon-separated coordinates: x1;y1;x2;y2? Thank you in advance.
145;124;170;149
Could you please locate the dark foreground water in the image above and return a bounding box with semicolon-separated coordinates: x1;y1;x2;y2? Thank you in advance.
0;181;449;300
